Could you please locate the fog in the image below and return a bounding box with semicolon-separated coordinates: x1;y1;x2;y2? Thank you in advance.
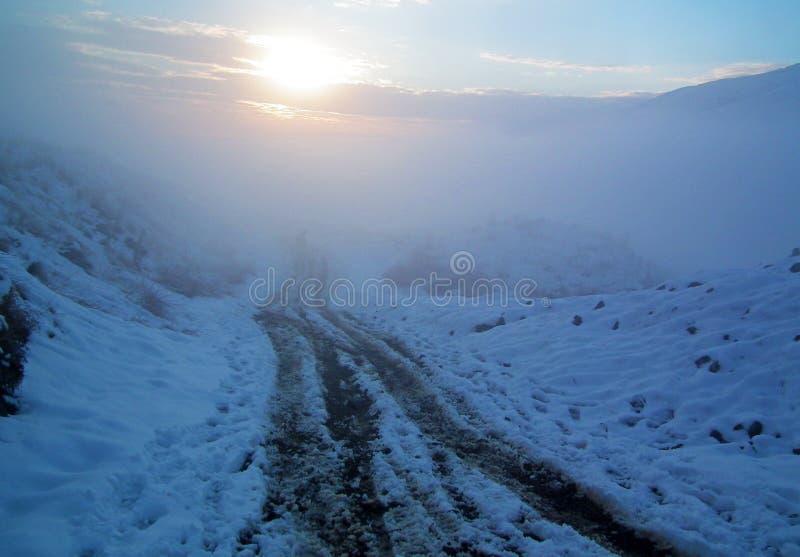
2;16;799;285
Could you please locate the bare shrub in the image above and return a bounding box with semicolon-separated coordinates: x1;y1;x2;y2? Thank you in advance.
0;236;18;253
0;287;33;416
136;284;169;318
60;245;93;273
26;261;47;282
156;265;213;298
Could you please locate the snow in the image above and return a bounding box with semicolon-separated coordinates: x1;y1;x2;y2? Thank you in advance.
0;252;275;556
0;152;276;556
353;256;800;555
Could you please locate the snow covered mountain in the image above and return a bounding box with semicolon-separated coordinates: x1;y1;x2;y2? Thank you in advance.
648;63;800;114
510;63;800;275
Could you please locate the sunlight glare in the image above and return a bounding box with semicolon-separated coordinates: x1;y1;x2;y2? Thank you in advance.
256;37;358;90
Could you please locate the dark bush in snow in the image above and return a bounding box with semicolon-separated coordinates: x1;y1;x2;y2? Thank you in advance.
156;257;250;298
473;316;506;333
60;244;93;273
0;236;18;253
26;261;47;281
136;284;169;318
0;288;32;416
156;266;217;298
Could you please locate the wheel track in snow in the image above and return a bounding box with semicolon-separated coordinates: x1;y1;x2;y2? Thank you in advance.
257;310;531;556
252;308;676;556
322;309;675;557
248;314;393;556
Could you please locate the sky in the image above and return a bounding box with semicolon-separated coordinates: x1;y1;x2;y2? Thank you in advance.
1;1;799;275
3;0;800;98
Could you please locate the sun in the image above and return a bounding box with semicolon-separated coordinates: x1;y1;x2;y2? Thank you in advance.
256;37;357;91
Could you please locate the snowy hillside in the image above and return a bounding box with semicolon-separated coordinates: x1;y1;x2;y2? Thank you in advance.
516;64;800;275
355;254;800;555
0;147;277;555
649;63;800;114
0;142;252;304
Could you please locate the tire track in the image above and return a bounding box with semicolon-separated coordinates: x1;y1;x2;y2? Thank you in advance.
249;313;393;556
346;356;519;556
352;355;536;557
322;309;675;557
253;308;675;556
257;310;537;556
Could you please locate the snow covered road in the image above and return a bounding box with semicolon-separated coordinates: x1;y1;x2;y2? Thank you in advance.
246;308;672;556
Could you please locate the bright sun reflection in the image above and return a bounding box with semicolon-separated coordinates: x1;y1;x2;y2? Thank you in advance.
255;37;358;91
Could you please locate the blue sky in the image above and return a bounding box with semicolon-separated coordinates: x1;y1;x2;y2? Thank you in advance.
5;0;799;96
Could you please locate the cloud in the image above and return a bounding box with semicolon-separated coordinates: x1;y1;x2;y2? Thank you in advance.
334;0;429;7
239;101;343;122
51;12;262;69
480;53;652;74
665;62;785;85
595;90;658;99
236;100;418;129
49;14;106;35
93;13;247;39
46;9;643;134
53;10;247;39
68;42;254;80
